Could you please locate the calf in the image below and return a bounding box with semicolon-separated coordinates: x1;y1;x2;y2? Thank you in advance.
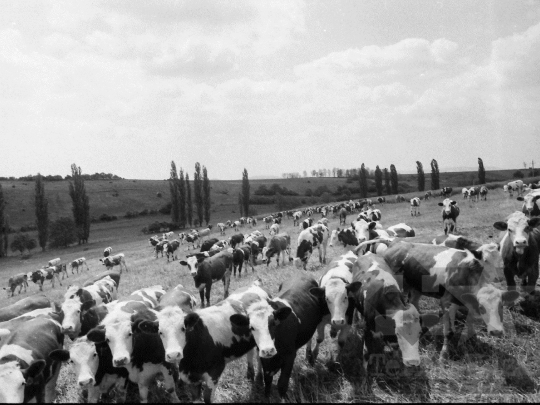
438;198;460;234
493;212;540;294
48;258;61;267
264;232;291;267
217;222;226;235
424;191;431;201
269;223;280;236
0;294;51;322
99;253;128;273
103;247;112;257
308;251;357;362
29;268;62;291
232;245;254;277
0;317;64;403
4;273;28;298
347;252;439;372
154;239;168;258
292;211;302;226
263;216;273;229
377;196;386;205
164;239;181;262
70;257;89;274
261;274;329;401
479;185;488;201
180;250;233;307
383;241;519;359
410;197;421;216
300;217;313;230
462;187;468;199
294;225;329;269
229;232;244;249
231;220;241;231
517;190;540;217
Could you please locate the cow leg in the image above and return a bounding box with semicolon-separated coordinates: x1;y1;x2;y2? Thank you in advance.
246;348;256;381
223;272;231;299
206;283;212;305
44;362;61;402
57;273;62;286
199;288;206;308
308;318;327;365
162;366;180;403
238;261;243;277
276;354;295;401
504;265;517;291
440;300;451;361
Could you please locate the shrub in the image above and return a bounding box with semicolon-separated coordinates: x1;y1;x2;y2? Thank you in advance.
513;170;525;179
49;217;77;248
159;202;172;215
11;233;37;255
249;196;274;205
320;192;332;203
124;211;138;219
144;221;180;234
139;209;149;216
305;188;313;197
99;213;118;222
20;224;37;232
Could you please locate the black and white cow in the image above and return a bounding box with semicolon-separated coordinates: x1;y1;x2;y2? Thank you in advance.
232;245;254;277
0;317;64;403
0;294;51;322
300;217;314;230
184;232;200;250
154;239;168;258
47;258;61;267
269;223;280;236
479;185;488;201
438;198;460;235
507;180;524;198
294;225;329;269
386;223;416;238
264;233;291;267
29;268;62;291
441;187;453;198
329;227;358;248
517;190;540;217
229;233;245;249
467;186;480;203
103;247;112;257
99;253;128;273
216;223;226;235
263;216;273;229
70;257;89;274
292;211;302;227
377;197;386;205
200;238;220;252
395;195;405;203
4;273;28;298
410;197;421;216
164;240;181;262
338;208;347;226
424;191;432;200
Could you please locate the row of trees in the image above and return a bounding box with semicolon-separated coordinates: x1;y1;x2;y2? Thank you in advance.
416;158;486;192
0;172;122;182
169;162;211;227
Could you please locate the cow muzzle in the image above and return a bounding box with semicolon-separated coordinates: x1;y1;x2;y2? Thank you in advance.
78;377;95;387
403;358;421;367
166;351;182;363
513;240;528;254
113;357;129;367
259;347;277;358
331;318;346;327
489;329;504;337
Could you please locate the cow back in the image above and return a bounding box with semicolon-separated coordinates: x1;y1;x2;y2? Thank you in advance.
0;295;51;322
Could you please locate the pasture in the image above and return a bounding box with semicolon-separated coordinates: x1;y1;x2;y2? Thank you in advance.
1;188;539;402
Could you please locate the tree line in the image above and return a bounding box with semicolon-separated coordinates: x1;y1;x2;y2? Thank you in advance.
0;172;123;182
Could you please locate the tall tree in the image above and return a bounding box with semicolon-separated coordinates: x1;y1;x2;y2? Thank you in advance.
238;193;244;217
34;173;49;251
178;168;186;228
68;164;90;244
359;164;368;198
202;166;211;226
242;168;250;217
478;157;486;184
416;161;425;192
383;168;391;195
374;166;383;196
169;161;180;224
186;173;193;227
0;184;5;257
194;162;204;226
390;164;399;194
431;159;440;190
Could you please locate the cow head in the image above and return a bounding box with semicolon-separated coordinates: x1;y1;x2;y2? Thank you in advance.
0;360;46;403
179;254;207;276
438;198;457;214
50;338;100;387
87;316;135;367
311;278;350;328
294;240;313;269
329;229;340;247
353;220;378;244
493;212;540;255
517;192;540;216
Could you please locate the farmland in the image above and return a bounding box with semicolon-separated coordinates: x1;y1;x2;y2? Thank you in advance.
0;183;539;402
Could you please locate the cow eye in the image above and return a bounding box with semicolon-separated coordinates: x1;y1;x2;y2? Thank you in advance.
181;327;186;332
128;332;132;337
106;338;110;343
21;381;26;386
93;353;97;357
77;310;81;314
250;327;255;331
159;331;163;335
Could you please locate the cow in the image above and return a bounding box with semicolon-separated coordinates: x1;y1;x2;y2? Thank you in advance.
300;218;314;230
0;308;61;348
462;187;468;199
29;268;62;291
140;280;281;403
383;241;520;359
149;235;161;247
0;294;51;322
162;231;174;240
232;245;255;277
85;287;180;403
386;223;415;238
231;220;241;231
329;228;358;248
395;195;405;203
48;258;61;267
184;232;200;250
517;190;540;217
269;223;280;236
377;197;386;205
197;227;213;243
216;223;226;235
0;317;64;403
308;251;357;362
99;253;128;273
410;197;421;216
507;180;524;198
83;271;121;291
229;233;244;249
493;212;540;294
180;250;233;307
360;208;381;223
292;211;302;227
103;247;112;257
263;216;273;229
154;239;168;258
209;240;229;253
318;217;329;228
261;273;329;401
479;185;488;201
70;257;89;274
438;198;460;235
164;239;181;262
424;191;431;201
338;208;347;226
441;187;453;198
467;186;480;203
264;233;291;267
249;235;267;261
294;225;330;270
4;273;28;298
346;252;439;372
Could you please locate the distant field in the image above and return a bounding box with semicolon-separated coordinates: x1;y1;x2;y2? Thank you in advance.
0;187;538;403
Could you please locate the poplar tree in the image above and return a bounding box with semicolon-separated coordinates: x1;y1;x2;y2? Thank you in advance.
169;161;180;224
238;193;244;217
383;168;391;195
35;173;49;251
186;173;193;227
68;164;90;244
194;162;204;227
0;184;5;257
178;168;186;228
242;169;250;216
390;164;399;194
478;157;486;184
359;164;368;198
431;159;440;190
374;166;383;196
202;166;211;226
416;161;425;192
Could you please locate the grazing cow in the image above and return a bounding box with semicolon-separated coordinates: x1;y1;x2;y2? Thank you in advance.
507;180;524;197
29;268;62;291
197;227;213;242
140;280;280;403
0;317;64;403
294;225;330;270
217;223;226;235
263;216;273;229
318;218;329;228
438;198;460;235
377;196;386;205
517;190;540;217
410;197;421;216
338;208;347;226
232;245;254;277
100;253;128;273
229;233;244;249
347;252;439;372
329;228;359;248
154;239;167;258
249;235;267;261
200;238;220;252
441;187;453;198
467;186;480;203
164;239;181;262
70;257;89;274
4;273;28;298
493;212;540;294
83;271;121;291
180;250;233;307
269;223;280;236
462;187;468;199
85;287;179;403
360;208;381;222
292;211;302;226
273;217;282;225
48;258;61;267
300;218;314;230
230;220;241;231
0;294;51;322
264;233;291;267
395;195;405;203
261;274;329;401
383;241;519;359
479;185;488;201
308;251;357;362
149;236;161;247
184;232;200;250
103;247;112;257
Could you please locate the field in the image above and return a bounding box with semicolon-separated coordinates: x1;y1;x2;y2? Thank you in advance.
0;185;539;403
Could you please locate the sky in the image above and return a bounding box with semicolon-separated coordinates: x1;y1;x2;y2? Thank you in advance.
1;0;540;180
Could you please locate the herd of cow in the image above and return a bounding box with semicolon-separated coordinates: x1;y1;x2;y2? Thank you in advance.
1;181;539;403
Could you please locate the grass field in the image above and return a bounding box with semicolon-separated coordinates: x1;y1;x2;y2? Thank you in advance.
0;187;539;403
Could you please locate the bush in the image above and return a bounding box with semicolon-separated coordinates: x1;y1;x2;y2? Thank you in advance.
124;211;138;219
513;170;525;179
99;213;117;222
20;224;37;232
313;185;332;197
10;233;37;255
49;217;77;248
305;188;313;197
320;192;332;203
143;221;180;234
159;202;172;215
139;209;149;216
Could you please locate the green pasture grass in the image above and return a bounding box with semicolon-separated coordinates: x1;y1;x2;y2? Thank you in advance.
0;188;539;402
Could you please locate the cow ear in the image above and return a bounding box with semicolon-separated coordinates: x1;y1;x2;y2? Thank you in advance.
230;314;250;328
528;217;540;228
451;200;457;205
49;349;70;362
81;300;96;313
516;197;524;201
184;313;200;331
75;288;84;297
460;293;479;310
179;261;188;266
437;202;443;206
420;313;440;329
274;306;292;322
502;290;520;305
309;287;325;299
346;281;362;296
467;248;483;261
374;315;395;336
368;222;377;230
86;327;106;343
493;222;508;231
267;299;279;311
23;360;46;383
138;320;159;334
0;328;11;340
